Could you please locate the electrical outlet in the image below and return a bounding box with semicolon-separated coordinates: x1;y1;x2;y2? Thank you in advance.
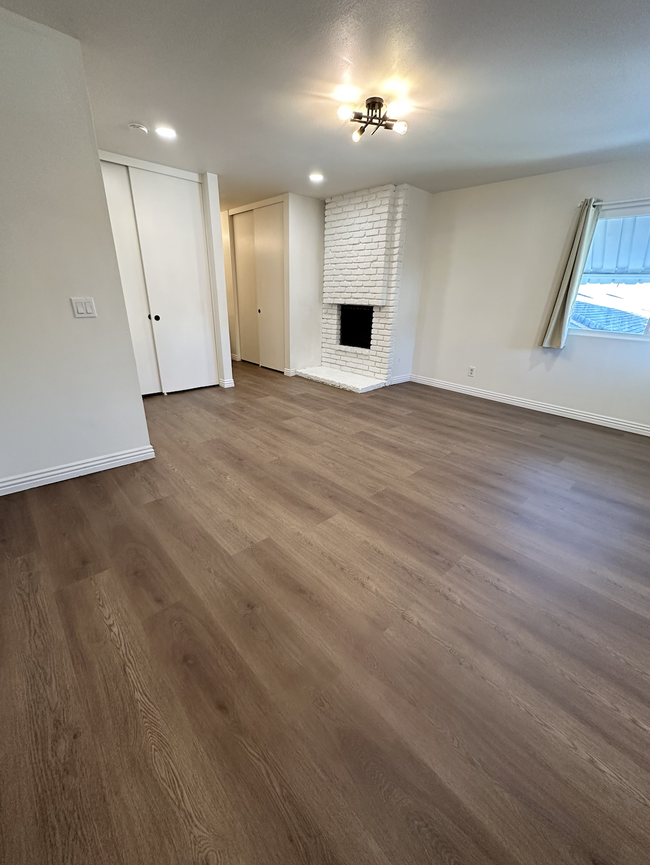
468;366;476;377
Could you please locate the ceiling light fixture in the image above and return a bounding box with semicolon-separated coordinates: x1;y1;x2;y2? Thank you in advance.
309;173;324;183
342;96;408;141
128;122;148;133
155;126;177;140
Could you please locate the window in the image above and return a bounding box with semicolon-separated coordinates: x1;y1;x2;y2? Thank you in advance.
570;213;650;336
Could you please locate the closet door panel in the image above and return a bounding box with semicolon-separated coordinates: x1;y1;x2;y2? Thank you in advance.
100;161;161;395
128;167;218;393
231;211;259;364
254;203;285;372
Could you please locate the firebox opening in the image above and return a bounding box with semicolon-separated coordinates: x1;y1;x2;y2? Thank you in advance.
340;304;373;350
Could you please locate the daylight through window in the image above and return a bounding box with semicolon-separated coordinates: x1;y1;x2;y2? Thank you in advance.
570;213;650;336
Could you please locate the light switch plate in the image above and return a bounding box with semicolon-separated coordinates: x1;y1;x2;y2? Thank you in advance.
71;296;97;318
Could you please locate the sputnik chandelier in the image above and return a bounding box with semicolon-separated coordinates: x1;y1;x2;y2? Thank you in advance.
337;96;408;142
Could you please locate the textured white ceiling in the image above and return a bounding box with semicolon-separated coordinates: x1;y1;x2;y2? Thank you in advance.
5;0;650;208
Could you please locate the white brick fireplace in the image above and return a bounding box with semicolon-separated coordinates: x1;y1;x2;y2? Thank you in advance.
297;183;430;392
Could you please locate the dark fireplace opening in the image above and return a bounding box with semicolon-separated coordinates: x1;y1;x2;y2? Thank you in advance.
340;304;373;350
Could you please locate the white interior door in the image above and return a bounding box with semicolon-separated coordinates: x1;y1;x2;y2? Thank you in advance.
101;161;161;395
254;203;285;372
128;167;218;393
232;210;259;364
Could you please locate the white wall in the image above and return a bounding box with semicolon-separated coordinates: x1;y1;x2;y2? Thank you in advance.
200;173;234;388
412;156;650;430
392;187;434;382
286;194;324;372
220;210;241;360
0;8;152;493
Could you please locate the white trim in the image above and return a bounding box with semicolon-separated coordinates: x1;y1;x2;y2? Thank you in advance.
600;197;650;213
410;376;650;437
99;151;201;183
200;173;234;389
231;353;241;361
228;212;244;369
225;214;242;360
228;194;287;216
284;368;297;376
283;198;291;375
219;378;235;388
568;328;649;342
0;446;156;497
389;373;412;384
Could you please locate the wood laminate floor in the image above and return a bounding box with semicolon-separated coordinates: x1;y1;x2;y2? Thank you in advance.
1;361;650;864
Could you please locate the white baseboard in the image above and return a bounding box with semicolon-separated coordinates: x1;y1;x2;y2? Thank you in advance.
410;375;650;437
0;445;156;497
284;368;297;376
219;378;235;388
389;373;412;385
231;353;241;361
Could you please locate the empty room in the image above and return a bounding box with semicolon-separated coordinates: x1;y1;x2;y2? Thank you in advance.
1;0;650;862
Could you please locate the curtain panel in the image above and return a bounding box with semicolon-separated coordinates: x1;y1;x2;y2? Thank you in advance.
542;198;602;349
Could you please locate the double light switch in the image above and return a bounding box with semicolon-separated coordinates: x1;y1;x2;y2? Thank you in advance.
71;297;97;318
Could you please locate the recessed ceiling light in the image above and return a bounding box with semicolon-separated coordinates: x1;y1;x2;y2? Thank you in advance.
155;126;177;140
128;122;148;133
309;173;324;183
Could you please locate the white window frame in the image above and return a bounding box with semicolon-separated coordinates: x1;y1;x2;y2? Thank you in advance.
569;197;650;342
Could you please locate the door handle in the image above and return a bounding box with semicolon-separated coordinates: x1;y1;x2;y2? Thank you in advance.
258;309;261;313
148;314;161;321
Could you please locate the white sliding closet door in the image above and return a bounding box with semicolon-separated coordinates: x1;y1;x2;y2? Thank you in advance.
254;203;285;372
101;161;161;395
128;168;218;393
232;210;259;365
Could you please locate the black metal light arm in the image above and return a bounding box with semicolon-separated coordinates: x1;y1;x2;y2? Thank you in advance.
348;96;402;138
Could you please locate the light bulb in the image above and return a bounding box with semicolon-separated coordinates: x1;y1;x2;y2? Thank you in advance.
392;121;408;135
337;105;354;121
352;129;362;142
309;173;324;183
155;126;177;139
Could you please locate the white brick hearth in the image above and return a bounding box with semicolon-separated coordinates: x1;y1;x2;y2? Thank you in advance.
297;184;411;389
296;366;386;393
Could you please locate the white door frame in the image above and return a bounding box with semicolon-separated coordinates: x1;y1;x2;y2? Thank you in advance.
100;151;234;388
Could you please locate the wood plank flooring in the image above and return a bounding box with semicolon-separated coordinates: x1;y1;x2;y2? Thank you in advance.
1;360;650;864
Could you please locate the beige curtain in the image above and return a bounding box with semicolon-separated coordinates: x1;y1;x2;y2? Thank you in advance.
541;198;602;349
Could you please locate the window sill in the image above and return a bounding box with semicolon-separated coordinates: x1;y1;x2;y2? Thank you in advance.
568;328;649;343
